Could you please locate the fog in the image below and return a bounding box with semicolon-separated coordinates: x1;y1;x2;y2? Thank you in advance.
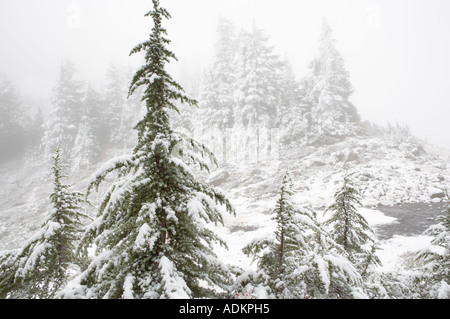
1;0;449;148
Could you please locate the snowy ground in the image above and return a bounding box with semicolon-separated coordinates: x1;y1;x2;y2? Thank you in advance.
213;200;436;276
376;235;434;272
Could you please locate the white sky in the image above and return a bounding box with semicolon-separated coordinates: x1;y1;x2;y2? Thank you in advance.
0;0;449;148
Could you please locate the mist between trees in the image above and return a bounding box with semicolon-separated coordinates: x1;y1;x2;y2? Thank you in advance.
186;126;281;167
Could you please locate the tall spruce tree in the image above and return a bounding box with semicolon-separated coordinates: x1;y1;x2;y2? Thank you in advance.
61;0;234;299
301;19;360;144
324;173;380;276
0;148;86;298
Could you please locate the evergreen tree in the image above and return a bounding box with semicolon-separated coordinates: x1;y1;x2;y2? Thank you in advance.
412;191;450;298
0;148;86;298
0;74;31;161
41;60;84;165
29;107;45;148
103;63;128;146
301;19;360;144
72;85;102;171
61;0;234;299
197;17;237;163
120;66;144;151
277;59;307;146
102;63;143;152
241;171;306;297
324;173;380;276
0;250;19;299
234;23;283;129
294;211;363;299
241;171;362;299
232;23;284;165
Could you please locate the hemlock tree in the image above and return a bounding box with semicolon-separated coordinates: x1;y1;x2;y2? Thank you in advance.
103;63;140;150
277;59;306;146
232;23;284;164
301;19;360;144
294;211;364;299
30;107;45;148
324;173;380;276
103;63;126;145
241;171;363;299
0;74;31;161
41;60;84;165
72;85;102;171
197;17;237;163
61;0;234;299
0;148;87;298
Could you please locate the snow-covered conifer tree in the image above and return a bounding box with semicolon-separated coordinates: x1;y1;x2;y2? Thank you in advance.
241;171;306;297
232;23;285;164
301;19;360;144
0;148;87;298
234;23;283;129
324;173;380;276
72;85;102;171
61;0;234;299
29;107;45;148
0;74;31;161
197;17;237;163
103;63;136;149
412;191;449;298
41;60;84;165
277;59;307;146
241;171;362;299
295;211;363;299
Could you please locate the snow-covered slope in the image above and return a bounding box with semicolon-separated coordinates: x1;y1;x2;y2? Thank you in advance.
1;134;449;274
207;135;449;208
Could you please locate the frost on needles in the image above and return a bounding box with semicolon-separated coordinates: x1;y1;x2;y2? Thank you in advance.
60;0;235;299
